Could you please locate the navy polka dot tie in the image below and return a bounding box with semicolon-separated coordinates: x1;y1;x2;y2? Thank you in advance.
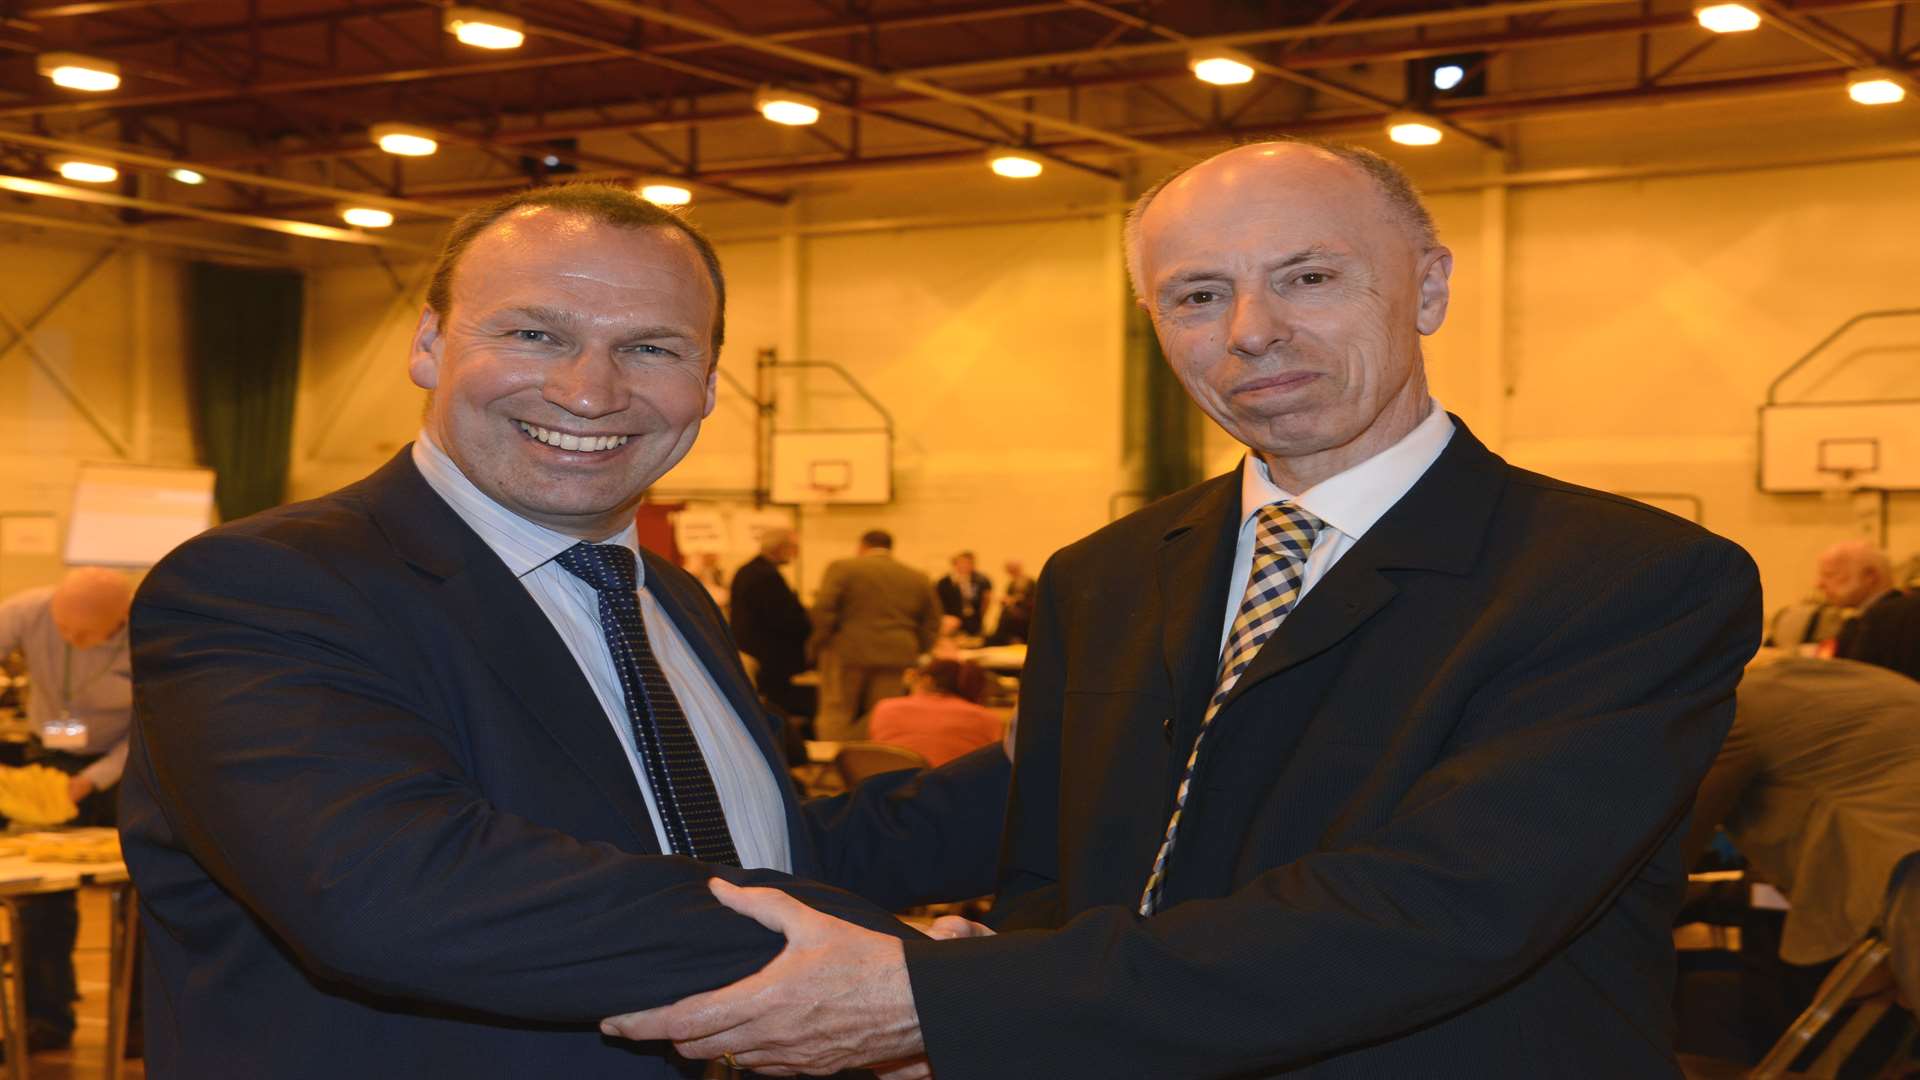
555;542;740;866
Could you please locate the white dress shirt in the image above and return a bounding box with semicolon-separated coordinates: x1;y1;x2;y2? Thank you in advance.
412;433;792;872
1220;401;1457;653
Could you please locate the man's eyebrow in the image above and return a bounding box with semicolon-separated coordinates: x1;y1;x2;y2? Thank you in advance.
500;304;578;326
497;307;695;340
1157;245;1347;291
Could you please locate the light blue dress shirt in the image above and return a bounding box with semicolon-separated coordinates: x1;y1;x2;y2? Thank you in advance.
412;432;792;872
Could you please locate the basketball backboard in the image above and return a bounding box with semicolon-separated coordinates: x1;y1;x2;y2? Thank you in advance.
770;431;891;504
1758;401;1920;492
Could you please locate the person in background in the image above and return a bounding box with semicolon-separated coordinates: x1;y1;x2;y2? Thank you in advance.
869;660;1006;768
989;559;1036;645
0;567;134;1053
935;551;991;638
808;530;942;741
1684;654;1920;1010
729;527;813;721
1818;540;1920;681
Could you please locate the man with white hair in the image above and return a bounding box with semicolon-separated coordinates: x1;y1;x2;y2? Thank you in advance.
0;566;135;1051
605;137;1762;1078
1818;539;1920;681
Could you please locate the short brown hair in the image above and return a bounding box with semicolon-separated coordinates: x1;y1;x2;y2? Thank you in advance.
425;183;727;359
920;659;990;704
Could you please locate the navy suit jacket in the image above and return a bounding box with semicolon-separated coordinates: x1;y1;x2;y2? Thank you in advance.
121;450;1008;1078
904;421;1761;1078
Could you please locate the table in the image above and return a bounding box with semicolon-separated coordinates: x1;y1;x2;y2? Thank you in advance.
0;829;136;1080
956;644;1026;673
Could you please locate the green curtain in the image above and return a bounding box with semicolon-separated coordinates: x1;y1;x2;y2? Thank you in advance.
1123;300;1206;500
187;263;304;522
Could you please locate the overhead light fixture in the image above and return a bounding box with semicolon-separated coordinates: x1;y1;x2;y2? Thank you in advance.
167;167;205;185
1847;68;1907;105
639;183;692;207
1694;3;1761;33
1386;112;1444;146
370;123;437;157
36;52;121;93
1188;47;1256;87
340;206;395;229
987;148;1044;179
444;7;525;50
1433;64;1466;91
756;86;823;127
56;160;118;184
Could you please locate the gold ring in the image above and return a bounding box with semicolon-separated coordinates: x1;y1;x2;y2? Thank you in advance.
723;1051;740;1071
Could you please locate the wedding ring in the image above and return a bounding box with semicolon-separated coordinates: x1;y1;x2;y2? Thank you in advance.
723;1051;740;1071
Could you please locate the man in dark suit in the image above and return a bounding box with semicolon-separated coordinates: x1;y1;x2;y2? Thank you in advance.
934;552;991;637
1820;539;1920;681
605;139;1761;1077
729;526;814;720
119;184;1007;1079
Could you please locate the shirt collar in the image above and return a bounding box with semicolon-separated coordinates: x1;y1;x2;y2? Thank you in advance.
1238;399;1456;541
411;429;642;584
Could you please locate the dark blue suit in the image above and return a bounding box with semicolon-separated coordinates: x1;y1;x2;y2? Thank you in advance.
121;450;1008;1078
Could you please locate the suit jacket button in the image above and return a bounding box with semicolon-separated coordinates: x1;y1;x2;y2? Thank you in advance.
1162;716;1174;742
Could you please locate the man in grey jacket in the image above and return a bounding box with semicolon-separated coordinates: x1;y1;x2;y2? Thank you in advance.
808;530;941;740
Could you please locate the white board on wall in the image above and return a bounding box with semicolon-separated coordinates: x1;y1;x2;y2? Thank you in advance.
64;464;216;568
1759;402;1920;492
770;431;891;504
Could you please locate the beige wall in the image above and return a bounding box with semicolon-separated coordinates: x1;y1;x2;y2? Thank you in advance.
0;237;193;596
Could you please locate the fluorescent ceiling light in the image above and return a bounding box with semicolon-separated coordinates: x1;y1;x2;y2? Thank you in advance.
444;7;525;50
987;149;1044;179
340;206;396;228
1847;69;1906;105
1386;113;1444;146
37;52;120;92
370;123;437;157
1694;3;1761;33
1188;48;1256;86
1433;64;1466;91
756;87;823;126
639;183;692;207
167;167;205;185
57;160;118;184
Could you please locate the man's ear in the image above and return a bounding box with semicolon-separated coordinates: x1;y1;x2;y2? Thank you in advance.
702;364;719;419
407;306;444;390
1415;246;1453;336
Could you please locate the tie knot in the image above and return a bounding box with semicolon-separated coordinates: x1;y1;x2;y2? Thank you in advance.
1255;503;1322;561
555;542;638;594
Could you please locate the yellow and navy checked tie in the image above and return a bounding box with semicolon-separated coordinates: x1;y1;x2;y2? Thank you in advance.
1139;502;1322;915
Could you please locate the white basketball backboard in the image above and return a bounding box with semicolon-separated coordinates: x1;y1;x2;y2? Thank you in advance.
770;431;892;504
1759;401;1920;492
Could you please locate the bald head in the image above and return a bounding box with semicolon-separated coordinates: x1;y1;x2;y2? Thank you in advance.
49;567;133;650
1816;540;1894;608
1125;139;1438;302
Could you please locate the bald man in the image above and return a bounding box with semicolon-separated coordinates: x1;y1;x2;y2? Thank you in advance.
0;567;135;1050
1818;540;1920;681
605;138;1762;1078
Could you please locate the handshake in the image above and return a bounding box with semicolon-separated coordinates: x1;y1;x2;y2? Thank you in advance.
600;878;993;1079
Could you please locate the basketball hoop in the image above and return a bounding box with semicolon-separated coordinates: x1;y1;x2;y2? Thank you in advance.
805;460;854;502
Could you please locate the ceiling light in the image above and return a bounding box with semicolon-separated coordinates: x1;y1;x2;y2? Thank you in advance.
1386;112;1444;146
1433;64;1466;91
444;7;525;50
36;52;121;93
167;167;205;185
987;148;1044;179
639;183;692;207
56;160;118;184
340;206;395;228
1847;68;1907;105
1694;3;1761;33
1188;48;1256;87
370;123;437;157
756;86;823;127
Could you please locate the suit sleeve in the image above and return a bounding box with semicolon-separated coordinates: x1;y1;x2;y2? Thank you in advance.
982;554;1069;931
128;531;926;1024
904;533;1761;1078
807;562;845;660
919;581;943;651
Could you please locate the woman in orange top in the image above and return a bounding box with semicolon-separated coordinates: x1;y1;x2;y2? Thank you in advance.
868;659;1006;767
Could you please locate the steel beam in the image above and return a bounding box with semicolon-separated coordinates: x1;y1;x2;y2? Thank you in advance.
0;175;439;251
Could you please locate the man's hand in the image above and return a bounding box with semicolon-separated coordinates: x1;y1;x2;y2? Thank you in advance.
67;774;94;805
601;879;926;1075
924;915;994;941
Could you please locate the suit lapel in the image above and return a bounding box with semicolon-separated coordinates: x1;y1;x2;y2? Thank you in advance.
1216;418;1509;713
362;450;663;851
1155;473;1243;726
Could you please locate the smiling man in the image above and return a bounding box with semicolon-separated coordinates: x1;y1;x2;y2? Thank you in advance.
606;140;1763;1077
118;184;1008;1079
